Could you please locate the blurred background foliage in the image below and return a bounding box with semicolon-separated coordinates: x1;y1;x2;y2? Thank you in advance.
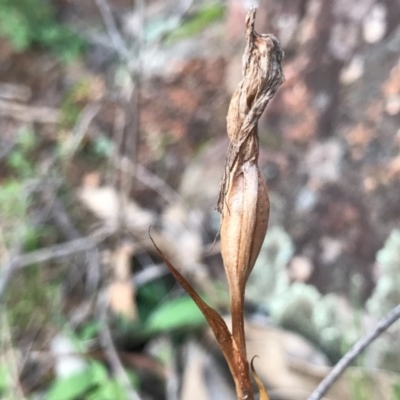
0;0;85;62
0;0;400;399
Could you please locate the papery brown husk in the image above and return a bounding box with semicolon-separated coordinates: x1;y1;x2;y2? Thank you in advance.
152;8;284;400
220;159;270;399
220;150;270;300
218;11;285;288
217;7;285;400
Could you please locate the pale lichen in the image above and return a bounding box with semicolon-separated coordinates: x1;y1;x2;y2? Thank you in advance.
367;229;400;318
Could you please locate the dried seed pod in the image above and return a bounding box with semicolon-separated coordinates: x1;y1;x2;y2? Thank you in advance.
153;8;284;400
218;10;284;301
217;8;285;396
220;160;269;297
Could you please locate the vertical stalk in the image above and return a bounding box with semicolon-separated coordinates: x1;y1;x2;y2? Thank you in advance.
153;8;284;400
231;291;253;400
218;7;285;400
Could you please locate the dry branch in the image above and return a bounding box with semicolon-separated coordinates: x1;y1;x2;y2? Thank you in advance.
65;103;102;159
94;0;130;62
308;302;400;400
0;83;32;102
8;238;96;269
97;294;142;400
0;238;96;301
0;99;60;124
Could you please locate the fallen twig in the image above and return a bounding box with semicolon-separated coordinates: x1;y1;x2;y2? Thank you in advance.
0;313;27;400
7;238;95;269
0;99;60;124
132;263;168;287
94;0;130;62
0;238;96;301
308;302;400;400
0;138;16;162
40;188;101;295
97;293;142;400
46;196;82;240
65;102;102;159
94;0;144;237
0;82;32;102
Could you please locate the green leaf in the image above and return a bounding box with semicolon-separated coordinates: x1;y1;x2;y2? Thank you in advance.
392;381;400;400
7;151;34;178
0;181;28;218
127;370;140;389
136;279;170;323
90;361;109;385
17;128;36;151
0;366;10;393
47;369;94;400
78;320;101;341
0;0;85;61
144;16;180;42
350;372;373;400
146;295;206;334
88;380;128;400
167;3;224;41
0;8;30;50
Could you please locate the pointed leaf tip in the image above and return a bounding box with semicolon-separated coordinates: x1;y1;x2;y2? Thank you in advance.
251;356;269;400
149;233;244;388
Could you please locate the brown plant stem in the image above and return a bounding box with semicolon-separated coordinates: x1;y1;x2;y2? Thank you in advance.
218;7;285;399
151;8;284;400
231;291;253;399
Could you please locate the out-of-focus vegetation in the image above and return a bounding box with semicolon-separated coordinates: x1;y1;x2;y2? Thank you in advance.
1;0;400;399
0;0;85;61
166;3;224;42
46;359;136;400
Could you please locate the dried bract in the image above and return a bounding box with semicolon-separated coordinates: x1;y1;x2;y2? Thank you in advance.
152;8;284;400
218;9;285;293
217;7;285;398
